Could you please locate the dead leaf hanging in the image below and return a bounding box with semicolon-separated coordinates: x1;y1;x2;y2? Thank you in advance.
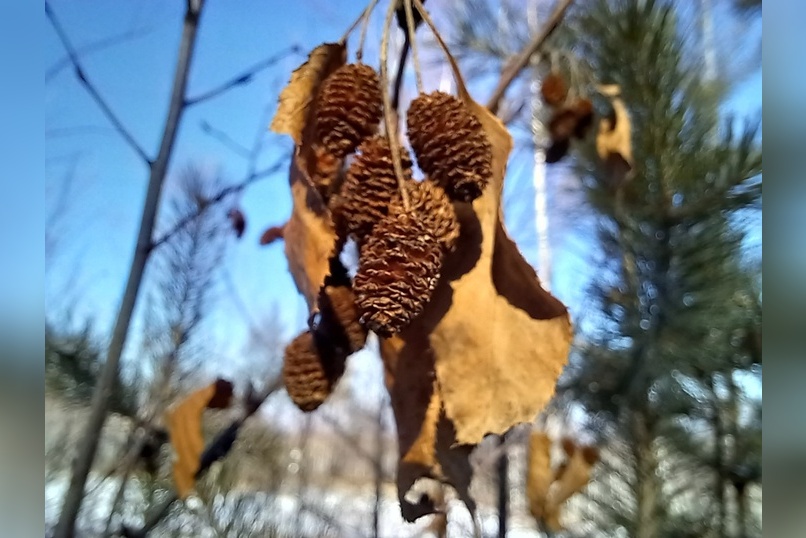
165;379;234;499
596;83;634;189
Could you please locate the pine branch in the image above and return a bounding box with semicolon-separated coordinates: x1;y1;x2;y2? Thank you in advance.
184;45;301;107
486;0;575;114
45;2;152;165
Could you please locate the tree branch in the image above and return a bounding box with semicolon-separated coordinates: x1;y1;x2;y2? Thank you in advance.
46;26;151;82
184;45;301;107
150;160;284;251
45;2;152;165
486;0;575;114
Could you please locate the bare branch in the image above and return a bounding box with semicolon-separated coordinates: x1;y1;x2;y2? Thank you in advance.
184;45;302;107
150;160;285;251
486;0;575;114
46;26;151;82
45;2;152;165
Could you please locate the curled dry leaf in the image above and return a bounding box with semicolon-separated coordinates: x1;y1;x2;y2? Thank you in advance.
526;430;553;521
259;224;286;246
543;438;600;531
228;208;246;239
270;43;347;145
596;84;634;189
272;43;347;310
165;379;234;499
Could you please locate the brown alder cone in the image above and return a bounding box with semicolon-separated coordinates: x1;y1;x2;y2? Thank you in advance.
331;135;414;241
282;331;346;412
316;63;383;158
406;91;493;202
540;72;568;107
572;98;594;140
394;179;460;253
317;284;367;354
353;212;443;336
548;107;579;143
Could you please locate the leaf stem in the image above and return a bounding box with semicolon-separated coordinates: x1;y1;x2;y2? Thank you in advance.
380;0;411;212
403;0;424;94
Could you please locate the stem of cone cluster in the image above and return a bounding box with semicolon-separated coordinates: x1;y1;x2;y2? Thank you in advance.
356;0;380;62
403;0;424;94
380;0;411;212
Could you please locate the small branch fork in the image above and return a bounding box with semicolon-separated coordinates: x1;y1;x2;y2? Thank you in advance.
46;2;299;163
45;2;151;165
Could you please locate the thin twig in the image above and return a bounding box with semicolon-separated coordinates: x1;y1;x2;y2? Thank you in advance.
199;120;252;158
486;0;575;114
150;161;284;251
403;0;424;93
357;0;381;62
184;45;301;107
380;0;410;211
45;2;152;165
46;26;152;82
391;38;411;111
341;2;374;45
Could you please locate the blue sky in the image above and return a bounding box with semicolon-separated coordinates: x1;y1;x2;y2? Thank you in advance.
45;0;761;384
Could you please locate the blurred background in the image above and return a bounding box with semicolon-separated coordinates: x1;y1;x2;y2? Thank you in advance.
43;0;762;536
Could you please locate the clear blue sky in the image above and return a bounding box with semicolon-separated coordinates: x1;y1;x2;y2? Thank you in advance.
45;0;761;382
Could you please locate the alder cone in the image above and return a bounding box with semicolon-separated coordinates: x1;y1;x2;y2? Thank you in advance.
282;331;345;412
407;91;493;202
316;63;383;158
572;98;594;139
548;107;579;143
331;135;413;241
541;73;568;107
317;284;367;354
394;180;460;253
354;212;443;337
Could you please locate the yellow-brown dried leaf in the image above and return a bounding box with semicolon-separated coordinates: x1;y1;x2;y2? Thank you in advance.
270;43;347;145
526;430;553;521
165;380;233;499
543;439;599;531
596;84;634;188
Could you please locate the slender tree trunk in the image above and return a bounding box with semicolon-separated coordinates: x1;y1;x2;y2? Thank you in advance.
52;4;205;536
631;412;660;538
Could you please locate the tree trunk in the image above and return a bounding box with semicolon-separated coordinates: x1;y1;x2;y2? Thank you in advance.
52;4;205;537
631;412;660;538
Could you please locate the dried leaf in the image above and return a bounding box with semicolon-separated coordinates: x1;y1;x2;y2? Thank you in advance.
273;43;348;310
596;84;634;187
526;430;553;521
378;29;573;522
259;224;286;246
165;379;234;499
379;337;475;523
543;438;600;531
270;43;347;145
228;208;246;239
391;94;572;446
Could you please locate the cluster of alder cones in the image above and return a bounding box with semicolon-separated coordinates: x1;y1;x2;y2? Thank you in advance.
283;62;493;412
541;72;594;164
